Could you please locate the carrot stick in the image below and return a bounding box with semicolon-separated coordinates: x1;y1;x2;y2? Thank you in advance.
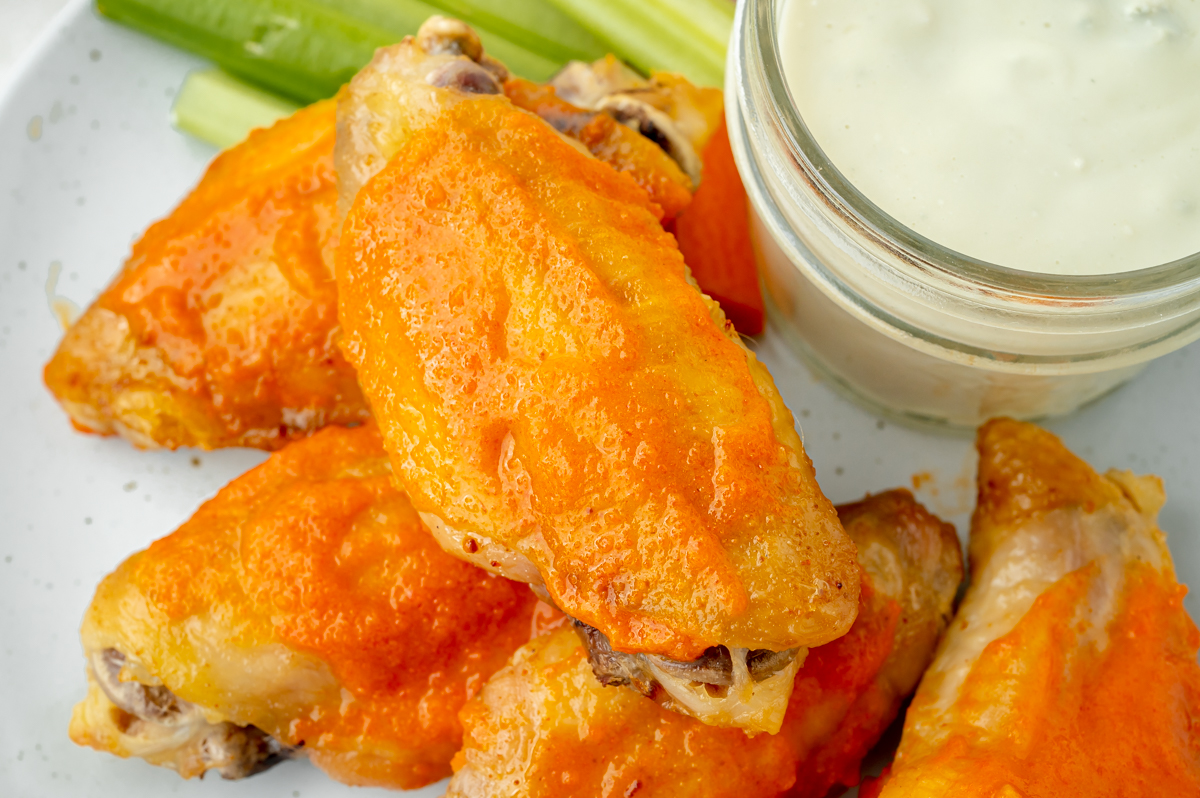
673;117;765;336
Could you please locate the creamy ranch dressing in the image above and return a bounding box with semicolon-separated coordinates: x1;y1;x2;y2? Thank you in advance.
779;0;1200;275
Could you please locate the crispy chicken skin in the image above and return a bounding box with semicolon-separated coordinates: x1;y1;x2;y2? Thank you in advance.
44;35;715;453
550;55;725;188
863;419;1200;798
334;21;861;733
69;424;561;789
44;100;369;450
447;490;963;798
501;76;695;222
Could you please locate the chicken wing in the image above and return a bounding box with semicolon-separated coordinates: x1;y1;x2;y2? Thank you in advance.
43;99;370;450
863;419;1200;797
43;26;737;453
447;490;963;798
334;18;860;733
332;19;712;223
69;423;560;789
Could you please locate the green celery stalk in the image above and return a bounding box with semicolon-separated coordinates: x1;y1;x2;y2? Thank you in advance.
420;0;608;64
97;0;560;103
97;0;395;102
171;68;298;148
651;0;734;53
305;0;561;81
472;33;560;82
542;0;726;86
320;0;606;66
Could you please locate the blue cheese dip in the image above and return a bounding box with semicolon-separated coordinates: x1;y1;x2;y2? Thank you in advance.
780;0;1200;275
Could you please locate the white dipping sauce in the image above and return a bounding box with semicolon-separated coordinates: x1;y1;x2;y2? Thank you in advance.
780;0;1200;275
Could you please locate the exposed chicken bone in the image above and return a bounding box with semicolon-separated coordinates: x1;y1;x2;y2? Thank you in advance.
596;94;703;185
90;648;299;780
552;61;705;184
574;620;800;690
427;60;503;95
417;16;509;84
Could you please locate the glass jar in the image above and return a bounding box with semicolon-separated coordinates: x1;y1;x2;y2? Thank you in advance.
726;0;1200;429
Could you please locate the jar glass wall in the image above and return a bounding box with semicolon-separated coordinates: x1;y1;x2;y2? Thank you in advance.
727;0;1200;429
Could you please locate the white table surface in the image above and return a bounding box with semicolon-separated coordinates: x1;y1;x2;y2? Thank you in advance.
1;0;72;89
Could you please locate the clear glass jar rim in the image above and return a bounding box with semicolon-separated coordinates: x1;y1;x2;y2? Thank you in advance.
750;0;1200;301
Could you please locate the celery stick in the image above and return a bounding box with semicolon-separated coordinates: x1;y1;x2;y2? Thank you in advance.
650;0;734;53
421;0;608;64
306;0;562;80
473;33;560;82
98;0;562;102
171;68;298;149
97;0;397;102
542;0;725;86
306;0;436;40
319;0;605;65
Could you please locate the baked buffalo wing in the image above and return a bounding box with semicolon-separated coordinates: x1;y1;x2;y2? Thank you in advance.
69;423;560;788
43;19;732;452
333;19;710;222
335;18;860;733
863;419;1200;797
447;490;963;798
44;100;369;450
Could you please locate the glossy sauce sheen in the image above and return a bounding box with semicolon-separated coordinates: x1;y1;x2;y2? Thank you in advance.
336;97;858;660
83;425;552;789
868;420;1200;797
948;563;1199;793
781;0;1200;274
873;564;1200;797
453;581;896;798
449;490;964;798
44;100;368;449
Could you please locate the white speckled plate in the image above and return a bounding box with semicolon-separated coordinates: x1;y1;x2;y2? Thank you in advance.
1;2;1198;796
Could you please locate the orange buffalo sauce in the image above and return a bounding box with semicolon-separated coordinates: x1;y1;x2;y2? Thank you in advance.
878;562;1200;797
453;572;900;798
45;99;369;450
337;97;857;662
133;424;554;789
777;575;901;798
